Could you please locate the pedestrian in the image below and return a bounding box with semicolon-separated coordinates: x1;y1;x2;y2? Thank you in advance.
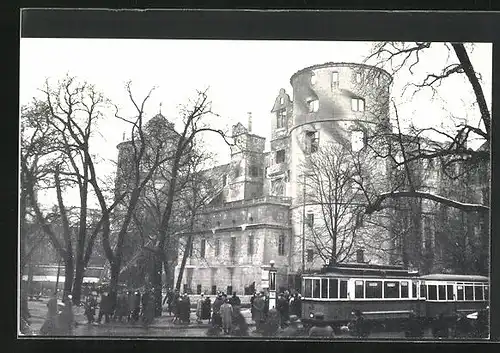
309;313;334;338
250;292;256;321
40;292;59;335
290;293;302;317
263;292;270;320
348;309;368;338
276;292;289;328
84;292;97;324
132;291;141;323
115;292;128;323
196;294;205;323
202;295;212;323
212;293;224;329
98;292;112;324
232;305;249;337
220;298;233;334
262;307;281;336
229;292;241;308
58;295;74;335
277;315;302;337
143;289;155;326
182;293;191;324
252;292;266;332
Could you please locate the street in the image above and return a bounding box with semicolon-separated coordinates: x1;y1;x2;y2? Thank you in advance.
21;298;456;339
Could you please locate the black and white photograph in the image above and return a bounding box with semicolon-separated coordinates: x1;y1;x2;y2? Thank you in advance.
18;11;492;341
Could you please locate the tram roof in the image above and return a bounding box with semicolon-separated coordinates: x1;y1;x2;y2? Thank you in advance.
419;274;489;282
305;263;419;278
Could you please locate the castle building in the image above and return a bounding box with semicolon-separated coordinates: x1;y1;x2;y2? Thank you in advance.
174;63;401;294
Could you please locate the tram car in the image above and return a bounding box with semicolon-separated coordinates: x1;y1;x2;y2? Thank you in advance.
300;263;489;335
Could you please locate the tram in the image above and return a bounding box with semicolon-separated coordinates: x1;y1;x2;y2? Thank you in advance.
300;263;489;335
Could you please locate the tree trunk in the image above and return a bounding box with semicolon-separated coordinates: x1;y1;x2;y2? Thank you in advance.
175;234;193;292
72;259;85;304
109;261;120;306
152;256;163;317
63;257;74;299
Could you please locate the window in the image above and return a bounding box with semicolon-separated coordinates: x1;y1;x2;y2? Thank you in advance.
356;249;364;263
307;249;314;262
351;130;365;152
188;240;193;257
277;108;286;128
276;149;286;164
329;279;338;299
304;279;313;297
365;281;382;299
428;285;437;300
332;71;339;89
401;281;409;298
222;174;227;186
438;285;446;300
465;285;473;300
215;238;220;256
355;72;362;83
351;98;365;112
307;99;319;113
340;280;348;299
307;213;314;227
247;234;254;255
200;238;206;258
310;72;317;85
230;237;237;258
412;282;417;298
457;285;464;301
484;285;489;300
305;131;319;154
278;234;285;256
474;284;483;301
355;280;364;298
447;285;454;301
321;279;328;298
420;284;427;298
384;281;400;298
271;178;284;196
313;279;320;298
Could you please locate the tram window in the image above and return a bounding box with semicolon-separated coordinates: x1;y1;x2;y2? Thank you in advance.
365;281;382;299
457;285;464;301
438;285;446;300
313;279;321;298
329;279;338;299
340;280;348;299
484;285;489;301
428;285;437;300
304;279;312;298
401;281;409;298
355;280;364;299
447;285;454;301
465;285;473;300
321;279;328;298
384;281;400;299
420;284;427;298
474;284;483;301
412;282;417;298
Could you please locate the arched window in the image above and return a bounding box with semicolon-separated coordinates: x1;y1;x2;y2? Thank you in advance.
278;234;285;256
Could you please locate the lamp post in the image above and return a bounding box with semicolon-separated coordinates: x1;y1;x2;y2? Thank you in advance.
268;260;277;309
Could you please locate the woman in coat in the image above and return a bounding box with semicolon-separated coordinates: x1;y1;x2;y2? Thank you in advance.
196;294;204;323
220;299;233;334
252;293;266;332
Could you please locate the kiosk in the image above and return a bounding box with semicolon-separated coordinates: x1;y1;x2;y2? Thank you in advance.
268;260;277;309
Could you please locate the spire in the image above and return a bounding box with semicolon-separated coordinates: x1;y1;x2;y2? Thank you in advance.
247;112;252;132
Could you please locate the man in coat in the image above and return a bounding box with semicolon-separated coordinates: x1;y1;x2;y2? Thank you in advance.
202;296;212;323
252;292;266;332
276;293;290;328
212;293;224;328
232;305;249;336
98;292;112;324
229;292;241;308
220;298;233;334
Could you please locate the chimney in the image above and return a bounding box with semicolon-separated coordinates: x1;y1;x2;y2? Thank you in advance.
247;112;252;132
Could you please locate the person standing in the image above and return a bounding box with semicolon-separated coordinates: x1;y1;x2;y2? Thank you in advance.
220;298;233;334
84;293;97;324
212;293;224;329
40;292;59;335
182;293;191;324
276;293;289;328
58;295;75;335
250;292;256;321
98;292;112;324
132;291;141;323
202;295;212;323
252;292;266;332
229;292;241;308
348;310;368;338
196;294;205;323
232;305;249;337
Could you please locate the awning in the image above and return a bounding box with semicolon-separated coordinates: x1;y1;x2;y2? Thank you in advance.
22;275;100;283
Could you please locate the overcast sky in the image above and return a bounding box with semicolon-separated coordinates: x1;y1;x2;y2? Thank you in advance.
19;39;492;207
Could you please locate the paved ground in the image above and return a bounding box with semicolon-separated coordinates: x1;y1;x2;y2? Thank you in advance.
21;298;477;339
